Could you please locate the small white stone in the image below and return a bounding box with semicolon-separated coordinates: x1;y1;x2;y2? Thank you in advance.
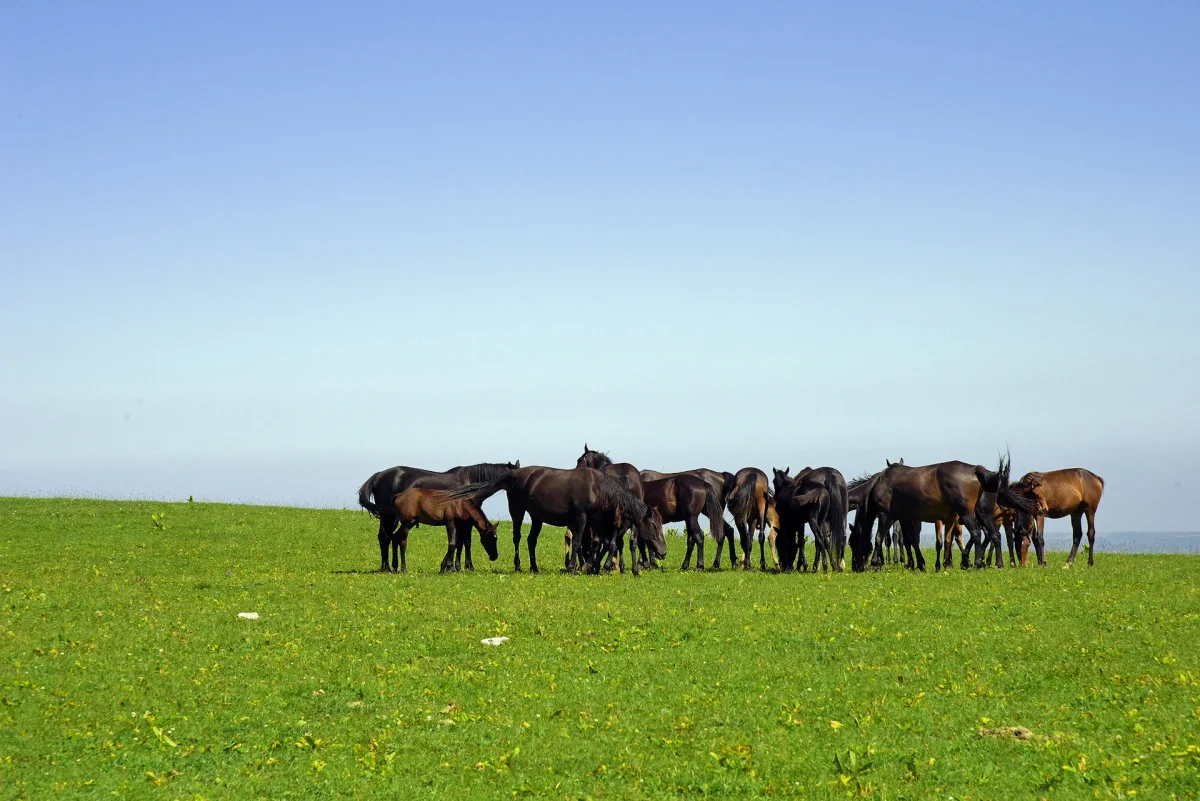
480;636;509;646
238;612;260;620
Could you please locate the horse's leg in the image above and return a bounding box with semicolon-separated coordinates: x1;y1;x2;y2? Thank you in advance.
462;523;475;571
688;517;706;572
1034;515;1047;566
1084;508;1097;566
1004;520;1016;566
681;524;695;571
378;516;393;572
527;518;542;574
934;520;944;572
440;521;457;574
509;500;526;573
396;524;410;573
758;526;767;571
1065;510;1084;567
959;515;987;569
902;520;925;572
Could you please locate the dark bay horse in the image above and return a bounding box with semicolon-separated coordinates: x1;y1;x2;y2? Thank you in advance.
772;466;849;571
358;461;519;572
641;473;726;571
446;466;665;575
1010;468;1105;567
576;445;652;567
726;467;771;569
391;488;499;573
849;455;1040;572
640;467;737;566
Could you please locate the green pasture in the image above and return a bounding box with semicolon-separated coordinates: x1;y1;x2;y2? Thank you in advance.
1;497;1197;799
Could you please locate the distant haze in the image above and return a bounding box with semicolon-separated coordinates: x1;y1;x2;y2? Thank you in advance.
2;4;1197;531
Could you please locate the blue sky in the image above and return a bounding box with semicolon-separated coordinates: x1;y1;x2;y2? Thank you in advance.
2;2;1198;529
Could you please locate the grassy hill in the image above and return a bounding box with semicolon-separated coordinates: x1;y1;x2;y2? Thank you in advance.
1;497;1197;798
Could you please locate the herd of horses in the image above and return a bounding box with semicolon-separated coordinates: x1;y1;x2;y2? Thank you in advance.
356;445;1105;576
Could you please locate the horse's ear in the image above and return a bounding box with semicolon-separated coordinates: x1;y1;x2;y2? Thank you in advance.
886;459;893;467
514;460;520;468
784;466;790;476
584;443;589;452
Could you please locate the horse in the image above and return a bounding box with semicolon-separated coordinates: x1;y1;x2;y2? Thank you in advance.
1009;469;1105;567
357;461;519;572
848;454;1040;572
640;467;737;567
725;467;771;569
575;445;652;567
390;488;499;573
772;466;849;571
771;469;834;572
848;468;902;567
445;466;665;575
641;473;726;572
936;501;1019;570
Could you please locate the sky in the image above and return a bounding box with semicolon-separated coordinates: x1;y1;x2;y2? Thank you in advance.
2;2;1198;530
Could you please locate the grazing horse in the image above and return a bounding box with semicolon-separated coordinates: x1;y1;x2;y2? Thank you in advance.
726;467;771;569
641;474;726;572
390;488;499;573
771;469;834;572
446;466;665;575
640;468;736;567
772;466;849;571
358;461;519;572
575;445;652;566
1010;469;1105;567
849;455;1040;572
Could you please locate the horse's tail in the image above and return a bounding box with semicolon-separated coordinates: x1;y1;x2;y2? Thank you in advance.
830;477;848;568
705;483;725;542
728;475;756;525
443;476;512;503
357;472;382;517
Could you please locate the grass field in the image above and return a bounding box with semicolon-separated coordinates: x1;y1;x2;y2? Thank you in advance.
1;497;1198;799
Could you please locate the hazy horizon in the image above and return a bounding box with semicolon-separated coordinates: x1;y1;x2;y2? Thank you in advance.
3;3;1198;531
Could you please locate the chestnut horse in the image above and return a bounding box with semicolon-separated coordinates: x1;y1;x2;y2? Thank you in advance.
641;473;726;571
391;488;499;573
849;455;1040;572
1011;468;1105;567
358;461;519;572
446;466;665;575
725;467;771;569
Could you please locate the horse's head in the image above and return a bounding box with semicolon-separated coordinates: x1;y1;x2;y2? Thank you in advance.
479;520;500;561
771;467;791;498
576;444;611;470
508;460;520;470
849;509;874;572
638;508;668;560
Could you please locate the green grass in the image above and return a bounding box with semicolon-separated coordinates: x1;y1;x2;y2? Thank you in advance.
1;497;1198;799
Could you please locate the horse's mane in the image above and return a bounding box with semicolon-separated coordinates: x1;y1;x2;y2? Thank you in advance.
595;473;649;518
460;462;516;483
847;471;878;490
581;449;613;469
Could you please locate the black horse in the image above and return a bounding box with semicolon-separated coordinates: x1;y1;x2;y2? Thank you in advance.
771;469;832;572
446;466;665;575
357;461;519;572
641;473;726;572
849;454;1040;572
576;445;653;567
772;466;849;571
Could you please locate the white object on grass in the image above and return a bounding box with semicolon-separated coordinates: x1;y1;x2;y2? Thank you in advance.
480;636;509;646
238;612;260;620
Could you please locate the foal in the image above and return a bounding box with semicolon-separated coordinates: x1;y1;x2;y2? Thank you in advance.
390;488;498;573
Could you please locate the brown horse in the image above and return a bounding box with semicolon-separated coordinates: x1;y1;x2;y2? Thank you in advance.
391;488;499;573
726;467;771;569
640;467;736;567
641;473;726;571
358;461;518;572
576;445;651;566
849;455;1040;572
1010;469;1105;567
445;466;665;575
